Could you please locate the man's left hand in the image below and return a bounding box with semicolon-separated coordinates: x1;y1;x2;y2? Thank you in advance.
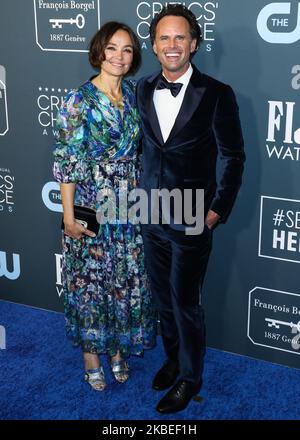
205;210;220;230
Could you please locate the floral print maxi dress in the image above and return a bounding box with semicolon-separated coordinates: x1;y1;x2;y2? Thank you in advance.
53;80;156;357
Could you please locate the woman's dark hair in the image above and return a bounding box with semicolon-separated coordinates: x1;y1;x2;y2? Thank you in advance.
150;4;202;55
89;22;141;75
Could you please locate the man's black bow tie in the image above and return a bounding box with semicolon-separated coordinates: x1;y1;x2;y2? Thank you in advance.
156;75;183;97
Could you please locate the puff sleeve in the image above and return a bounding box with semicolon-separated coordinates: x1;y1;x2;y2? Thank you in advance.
53;89;90;183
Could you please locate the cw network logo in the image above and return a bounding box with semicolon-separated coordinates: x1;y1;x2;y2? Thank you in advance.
257;2;300;44
42;181;62;212
0;251;21;280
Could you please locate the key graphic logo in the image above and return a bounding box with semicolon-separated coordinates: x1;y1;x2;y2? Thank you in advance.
257;2;300;44
0;66;9;136
49;13;85;29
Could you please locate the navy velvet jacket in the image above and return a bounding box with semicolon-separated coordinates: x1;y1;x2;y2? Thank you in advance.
136;66;245;224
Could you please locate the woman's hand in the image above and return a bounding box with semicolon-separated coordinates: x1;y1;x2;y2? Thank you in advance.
59;183;96;238
63;220;96;239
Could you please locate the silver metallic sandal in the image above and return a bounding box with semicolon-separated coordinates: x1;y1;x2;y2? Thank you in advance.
84;366;106;391
110;359;129;383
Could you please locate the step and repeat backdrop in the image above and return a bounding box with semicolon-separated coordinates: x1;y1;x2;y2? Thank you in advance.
1;0;300;369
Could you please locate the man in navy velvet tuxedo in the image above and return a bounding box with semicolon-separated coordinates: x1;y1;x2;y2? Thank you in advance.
136;4;245;414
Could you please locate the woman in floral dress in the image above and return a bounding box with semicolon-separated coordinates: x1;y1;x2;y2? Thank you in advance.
53;22;156;391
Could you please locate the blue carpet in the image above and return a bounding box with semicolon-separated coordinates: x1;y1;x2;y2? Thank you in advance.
0;299;299;420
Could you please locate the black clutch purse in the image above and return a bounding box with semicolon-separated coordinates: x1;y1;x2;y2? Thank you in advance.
61;204;99;235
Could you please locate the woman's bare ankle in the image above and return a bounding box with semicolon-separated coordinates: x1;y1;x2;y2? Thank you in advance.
83;352;100;370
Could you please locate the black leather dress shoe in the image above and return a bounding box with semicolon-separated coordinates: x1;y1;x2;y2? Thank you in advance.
152;359;179;391
156;379;202;414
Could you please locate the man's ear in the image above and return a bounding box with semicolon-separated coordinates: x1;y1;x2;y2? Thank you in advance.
153;42;157;54
191;39;197;53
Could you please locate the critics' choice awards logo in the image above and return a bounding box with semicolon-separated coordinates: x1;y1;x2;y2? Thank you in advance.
248;287;300;355
33;0;100;52
55;253;63;297
259;196;300;264
136;1;219;52
0;168;15;214
257;2;300;44
38;87;64;212
37;86;69;136
265;67;300;161
0;251;21;280
0;65;9;136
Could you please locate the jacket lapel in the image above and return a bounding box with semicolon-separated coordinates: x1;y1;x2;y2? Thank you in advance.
166;67;206;143
142;72;164;146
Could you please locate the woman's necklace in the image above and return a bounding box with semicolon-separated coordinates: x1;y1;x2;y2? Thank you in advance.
97;78;124;111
